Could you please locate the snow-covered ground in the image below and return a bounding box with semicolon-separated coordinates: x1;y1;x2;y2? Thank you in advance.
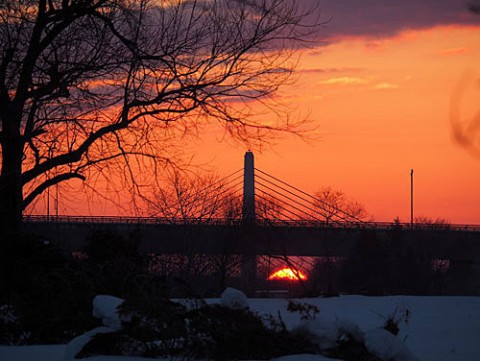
1;295;480;361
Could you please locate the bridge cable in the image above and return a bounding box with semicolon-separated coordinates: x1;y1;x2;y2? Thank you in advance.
256;188;329;224
255;168;367;223
256;177;334;221
255;192;304;222
256;174;346;222
256;180;328;222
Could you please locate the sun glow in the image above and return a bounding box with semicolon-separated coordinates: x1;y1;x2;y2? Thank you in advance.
268;268;308;281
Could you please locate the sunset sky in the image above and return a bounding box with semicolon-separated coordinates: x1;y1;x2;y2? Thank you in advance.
191;0;480;224
33;0;480;225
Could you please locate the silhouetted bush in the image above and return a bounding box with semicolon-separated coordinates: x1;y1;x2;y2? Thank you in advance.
82;229;170;301
85;229;140;265
0;233;96;344
340;230;393;295
78;299;318;360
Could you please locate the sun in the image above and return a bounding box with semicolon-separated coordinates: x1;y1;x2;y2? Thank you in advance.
268;267;308;281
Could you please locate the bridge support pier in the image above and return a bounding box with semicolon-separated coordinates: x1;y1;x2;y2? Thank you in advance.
241;151;257;293
242;151;255;224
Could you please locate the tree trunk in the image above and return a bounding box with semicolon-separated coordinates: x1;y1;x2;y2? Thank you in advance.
0;118;24;237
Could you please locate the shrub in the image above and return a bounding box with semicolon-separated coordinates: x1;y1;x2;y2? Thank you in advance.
78;300;317;360
85;229;139;265
287;300;320;321
378;306;411;336
0;233;96;344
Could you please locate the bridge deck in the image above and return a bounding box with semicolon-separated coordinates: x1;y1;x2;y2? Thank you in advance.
22;215;480;232
23;216;480;261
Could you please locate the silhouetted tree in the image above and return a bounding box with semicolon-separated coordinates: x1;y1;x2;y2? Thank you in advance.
0;0;321;235
314;186;372;223
414;216;451;229
144;170;244;295
341;229;391;295
146;170;239;222
309;187;371;295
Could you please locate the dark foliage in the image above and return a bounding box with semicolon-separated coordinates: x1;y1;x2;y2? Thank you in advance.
120;297;188;356
82;229;169;301
287;300;320;320
76;332;135;358
85;229;140;265
341;230;393;295
0;233;96;344
186;304;317;360
0;305;28;345
78;301;318;360
379;306;411;336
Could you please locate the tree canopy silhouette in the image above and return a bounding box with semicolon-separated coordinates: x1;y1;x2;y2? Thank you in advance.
0;0;321;233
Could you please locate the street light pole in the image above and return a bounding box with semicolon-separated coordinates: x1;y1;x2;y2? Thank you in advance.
47;185;50;221
410;169;414;227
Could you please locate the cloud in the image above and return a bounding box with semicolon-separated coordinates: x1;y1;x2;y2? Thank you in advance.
438;47;469;56
374;82;399;90
309;0;480;40
298;67;365;74
319;77;369;86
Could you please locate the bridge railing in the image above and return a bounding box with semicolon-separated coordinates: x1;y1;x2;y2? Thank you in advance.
23;215;480;232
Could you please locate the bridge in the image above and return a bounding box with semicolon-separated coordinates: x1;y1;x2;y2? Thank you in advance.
23;151;480;263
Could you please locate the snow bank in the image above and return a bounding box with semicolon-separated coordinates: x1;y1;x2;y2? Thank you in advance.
220;287;249;310
65;295;126;359
64;326;114;359
364;329;419;361
295;318;364;350
92;295;125;329
273;354;342;361
292;311;419;361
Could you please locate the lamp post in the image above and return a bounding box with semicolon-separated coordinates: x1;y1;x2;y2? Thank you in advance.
410;169;414;227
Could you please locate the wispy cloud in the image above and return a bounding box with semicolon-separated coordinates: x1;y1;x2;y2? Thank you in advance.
439;47;469;56
374;82;399;90
298;67;365;74
319;77;369;86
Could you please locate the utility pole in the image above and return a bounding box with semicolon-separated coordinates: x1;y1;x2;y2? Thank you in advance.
410;169;414;227
55;183;59;219
47;185;50;221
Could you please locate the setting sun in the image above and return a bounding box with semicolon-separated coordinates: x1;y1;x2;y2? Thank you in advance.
268;268;308;281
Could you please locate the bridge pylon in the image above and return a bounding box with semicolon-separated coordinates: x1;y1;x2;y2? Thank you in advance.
241;151;257;293
242;151;256;224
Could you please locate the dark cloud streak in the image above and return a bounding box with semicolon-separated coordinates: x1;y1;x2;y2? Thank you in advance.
311;0;480;39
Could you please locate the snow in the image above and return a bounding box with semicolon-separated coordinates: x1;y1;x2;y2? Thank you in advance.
364;329;419;361
66;295;126;359
273;355;342;361
220;287;249;310
65;327;117;360
1;295;480;361
92;295;125;329
296;318;364;350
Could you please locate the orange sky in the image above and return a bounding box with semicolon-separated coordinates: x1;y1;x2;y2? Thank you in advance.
191;24;480;224
31;4;480;225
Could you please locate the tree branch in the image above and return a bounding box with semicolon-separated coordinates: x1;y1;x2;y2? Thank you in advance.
23;171;85;209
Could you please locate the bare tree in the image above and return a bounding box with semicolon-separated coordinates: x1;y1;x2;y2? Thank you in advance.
0;0;321;234
414;216;451;230
145;169;240;223
145;169;244;294
314;186;372;223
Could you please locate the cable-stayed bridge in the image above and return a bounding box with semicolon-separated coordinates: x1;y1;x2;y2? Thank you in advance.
24;152;480;262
